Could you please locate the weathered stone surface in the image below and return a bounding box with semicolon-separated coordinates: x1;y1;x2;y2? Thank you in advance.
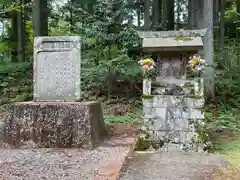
33;36;81;101
187;98;204;108
2;101;106;148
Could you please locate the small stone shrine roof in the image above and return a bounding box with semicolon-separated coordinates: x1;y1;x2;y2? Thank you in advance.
138;29;206;52
138;29;207;38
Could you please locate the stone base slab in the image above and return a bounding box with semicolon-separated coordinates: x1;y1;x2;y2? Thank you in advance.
2;101;106;149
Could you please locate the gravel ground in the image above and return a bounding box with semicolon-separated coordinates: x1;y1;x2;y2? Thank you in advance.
0;147;129;180
0;124;138;180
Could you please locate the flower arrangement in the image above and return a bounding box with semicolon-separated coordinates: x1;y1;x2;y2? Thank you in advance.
138;58;155;78
188;54;207;72
188;54;207;77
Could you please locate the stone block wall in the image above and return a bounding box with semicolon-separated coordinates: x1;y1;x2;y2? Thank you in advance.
142;95;204;152
2;101;106;149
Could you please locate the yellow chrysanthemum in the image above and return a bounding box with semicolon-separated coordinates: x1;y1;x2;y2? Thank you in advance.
190;59;199;67
143;58;151;64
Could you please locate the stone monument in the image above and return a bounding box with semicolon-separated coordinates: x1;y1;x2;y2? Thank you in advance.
33;36;81;101
3;36;106;149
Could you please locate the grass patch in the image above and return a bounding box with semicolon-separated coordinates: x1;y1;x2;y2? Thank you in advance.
215;131;240;168
204;103;240;179
104;108;142;124
212;131;240;180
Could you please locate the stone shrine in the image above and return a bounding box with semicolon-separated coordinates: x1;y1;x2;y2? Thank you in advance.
2;36;106;149
139;29;207;152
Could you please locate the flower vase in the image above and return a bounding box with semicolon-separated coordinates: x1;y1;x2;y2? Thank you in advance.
194;78;201;96
199;78;204;96
142;96;153;118
143;78;151;95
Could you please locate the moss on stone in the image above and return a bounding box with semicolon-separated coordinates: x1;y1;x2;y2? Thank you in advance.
134;137;151;151
175;37;193;41
142;94;154;99
183;82;194;88
187;95;202;99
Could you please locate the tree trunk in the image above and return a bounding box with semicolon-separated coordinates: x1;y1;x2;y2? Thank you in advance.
203;0;215;100
152;0;158;29
236;0;240;41
162;0;167;30
213;0;219;23
176;0;181;30
137;0;141;27
144;0;150;30
10;11;18;62
188;0;197;29
167;0;174;30
32;0;48;37
162;0;174;30
219;0;225;67
213;0;219;46
24;0;31;60
17;0;25;62
152;0;162;30
158;0;162;30
69;0;74;33
196;0;204;28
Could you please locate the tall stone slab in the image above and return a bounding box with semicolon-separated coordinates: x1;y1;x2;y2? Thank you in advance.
33;36;81;101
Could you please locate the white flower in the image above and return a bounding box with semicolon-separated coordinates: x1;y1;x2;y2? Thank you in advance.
199;59;206;64
138;59;144;65
151;61;156;66
188;59;193;63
